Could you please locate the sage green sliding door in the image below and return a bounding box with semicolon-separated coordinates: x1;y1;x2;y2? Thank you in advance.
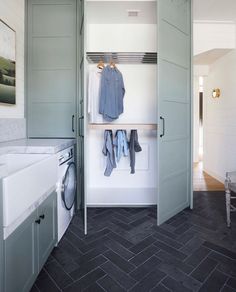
157;0;192;225
27;0;77;138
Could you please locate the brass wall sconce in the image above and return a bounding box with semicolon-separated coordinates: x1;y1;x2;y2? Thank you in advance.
212;88;221;98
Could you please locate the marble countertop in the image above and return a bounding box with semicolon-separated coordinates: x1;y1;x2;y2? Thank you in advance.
0;138;76;155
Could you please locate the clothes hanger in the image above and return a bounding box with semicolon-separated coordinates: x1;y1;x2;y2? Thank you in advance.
109;58;116;68
97;59;105;69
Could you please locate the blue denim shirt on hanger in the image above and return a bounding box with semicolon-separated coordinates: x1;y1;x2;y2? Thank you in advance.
99;65;125;121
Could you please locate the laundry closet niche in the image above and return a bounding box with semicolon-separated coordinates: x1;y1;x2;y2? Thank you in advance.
82;0;192;232
85;0;158;207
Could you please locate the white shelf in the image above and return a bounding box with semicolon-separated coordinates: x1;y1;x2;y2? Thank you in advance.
88;123;157;130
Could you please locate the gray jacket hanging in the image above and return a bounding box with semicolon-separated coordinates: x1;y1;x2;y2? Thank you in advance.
129;130;142;174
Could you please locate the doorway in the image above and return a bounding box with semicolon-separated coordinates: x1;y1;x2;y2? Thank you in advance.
193;76;224;191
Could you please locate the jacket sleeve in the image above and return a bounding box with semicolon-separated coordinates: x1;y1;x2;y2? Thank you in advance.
99;68;106;115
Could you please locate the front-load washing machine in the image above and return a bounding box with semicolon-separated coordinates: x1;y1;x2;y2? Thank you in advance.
56;146;76;242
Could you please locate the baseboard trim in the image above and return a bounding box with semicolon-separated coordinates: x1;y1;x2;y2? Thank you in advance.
86;204;156;208
203;167;225;184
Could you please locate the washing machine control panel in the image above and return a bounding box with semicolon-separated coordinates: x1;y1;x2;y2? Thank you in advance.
58;148;74;165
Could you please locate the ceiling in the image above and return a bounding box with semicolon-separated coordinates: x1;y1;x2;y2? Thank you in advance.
194;49;233;65
193;0;236;22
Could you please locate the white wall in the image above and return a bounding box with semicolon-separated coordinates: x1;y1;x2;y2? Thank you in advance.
0;0;25;118
204;50;236;182
194;21;235;56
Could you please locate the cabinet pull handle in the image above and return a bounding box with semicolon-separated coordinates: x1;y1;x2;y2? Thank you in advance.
35;219;41;224
39;214;45;220
160;116;165;138
72;115;75;132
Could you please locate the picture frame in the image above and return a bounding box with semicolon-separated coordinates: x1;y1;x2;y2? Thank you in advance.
0;19;16;105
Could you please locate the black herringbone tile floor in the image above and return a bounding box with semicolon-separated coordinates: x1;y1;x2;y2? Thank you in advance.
31;191;236;292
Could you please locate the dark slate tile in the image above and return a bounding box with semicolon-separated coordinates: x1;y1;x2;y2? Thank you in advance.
209;251;236;278
227;277;236;289
154;240;187;261
35;269;60;292
157;261;201;291
129;268;166;292
130;236;156;254
170;216;188;228
104;239;134;260
153;232;183;249
51;248;79;274
185;246;211;267
130;256;161;281
156;250;194;274
222;286;236;292
70;255;107;280
100;260;137;290
75;245;108;266
177;229;196;245
86;235;110;250
161;276;191;292
203;241;236;260
85;228;110;243
98;275;126;292
58;237;82;259
108;231;133;249
65;230;91;253
130;244;159;266
199;269;228;292
64;268;106;292
30;285;40;292
180;237;204;255
152;226;178;240
104;250;135;273
191;257;218;282
151;283;171;292
83;283;106;292
44;260;73;289
174;223;192;235
130;216;150;227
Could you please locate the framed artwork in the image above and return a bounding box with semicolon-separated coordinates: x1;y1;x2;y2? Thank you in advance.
0;20;16;104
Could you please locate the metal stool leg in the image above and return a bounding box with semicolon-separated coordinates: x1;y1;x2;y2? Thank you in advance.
226;189;231;227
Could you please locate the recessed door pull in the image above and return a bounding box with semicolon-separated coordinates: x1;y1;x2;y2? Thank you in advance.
72;115;75;132
160;116;165;138
35;219;41;224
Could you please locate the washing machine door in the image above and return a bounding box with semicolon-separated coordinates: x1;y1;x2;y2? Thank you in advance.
62;162;76;210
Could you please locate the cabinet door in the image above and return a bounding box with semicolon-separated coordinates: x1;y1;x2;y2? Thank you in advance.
27;0;77;138
38;191;57;270
77;0;87;234
157;0;192;225
4;210;38;292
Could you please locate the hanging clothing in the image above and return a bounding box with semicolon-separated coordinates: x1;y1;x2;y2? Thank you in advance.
88;67;104;123
99;65;125;122
129;130;142;174
114;130;129;162
102;130;116;176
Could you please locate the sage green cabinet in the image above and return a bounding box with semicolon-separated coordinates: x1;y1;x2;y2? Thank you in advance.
27;0;77;138
4;191;57;292
4;210;38;292
38;193;57;270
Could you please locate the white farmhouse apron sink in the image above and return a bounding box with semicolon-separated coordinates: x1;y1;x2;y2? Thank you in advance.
0;153;57;227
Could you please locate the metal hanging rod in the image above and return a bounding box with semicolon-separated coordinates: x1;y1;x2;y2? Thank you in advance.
86;52;157;64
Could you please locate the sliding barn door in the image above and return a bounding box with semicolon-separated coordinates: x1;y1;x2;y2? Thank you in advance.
157;0;192;225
